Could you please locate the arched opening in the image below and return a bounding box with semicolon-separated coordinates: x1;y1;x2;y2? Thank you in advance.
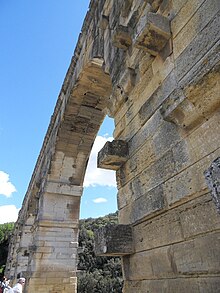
81;116;117;219
77;116;123;292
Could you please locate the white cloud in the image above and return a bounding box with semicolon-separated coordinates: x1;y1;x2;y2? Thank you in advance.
84;135;117;187
93;197;108;204
0;171;17;197
0;205;19;224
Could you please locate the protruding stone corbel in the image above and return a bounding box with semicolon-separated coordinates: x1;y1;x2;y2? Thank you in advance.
97;140;128;170
94;225;133;256
204;157;220;214
160;89;188;126
160;83;220;130
134;12;171;56
112;25;132;50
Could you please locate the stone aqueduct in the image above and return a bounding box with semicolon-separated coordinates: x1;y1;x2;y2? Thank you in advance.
6;0;220;292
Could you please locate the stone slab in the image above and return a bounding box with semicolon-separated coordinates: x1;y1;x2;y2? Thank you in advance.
172;232;220;274
94;224;133;256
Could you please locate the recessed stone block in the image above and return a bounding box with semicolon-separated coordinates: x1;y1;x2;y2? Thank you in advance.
134;12;171;56
97;140;128;170
119;67;136;95
99;15;109;30
94;224;133;256
204;157;220;214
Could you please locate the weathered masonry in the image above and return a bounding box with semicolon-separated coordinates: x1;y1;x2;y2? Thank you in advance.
6;0;220;292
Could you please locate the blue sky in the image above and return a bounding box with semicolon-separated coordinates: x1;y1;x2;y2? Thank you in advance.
0;1;117;223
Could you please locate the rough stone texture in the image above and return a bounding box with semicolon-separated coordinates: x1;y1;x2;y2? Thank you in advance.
112;25;132;50
204;157;220;213
123;277;220;293
134;12;171;55
97;140;128;170
94;224;133;256
6;0;220;292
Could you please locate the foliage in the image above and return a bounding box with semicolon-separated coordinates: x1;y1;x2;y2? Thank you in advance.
77;212;123;293
0;223;14;276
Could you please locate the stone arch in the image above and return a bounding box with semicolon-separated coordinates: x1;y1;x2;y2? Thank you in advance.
23;58;113;293
6;55;115;291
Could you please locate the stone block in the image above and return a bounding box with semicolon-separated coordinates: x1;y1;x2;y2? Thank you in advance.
129;184;166;223
161;95;204;130
160;75;220;130
116;137;156;189
134;12;171;56
118;148;176;204
152;120;180;156
165;148;220;207
175;11;220;82
180;194;220;239
133;208;183;251
160;88;186;122
133;144;175;188
123;277;220;293
35;246;54;254
151;0;164;12
123;246;174;280
98;15;109;30
172;112;220;170
179;40;220;90
172;233;220;274
173;0;220;58
162;58;220;130
44;181;83;197
118;55;174;134
164;159;206;207
139;71;177;125
94;224;133;256
204;157;220;213
97;140;128;170
112;25;132;50
117;183;133;209
118;67;137;95
129;110;163;154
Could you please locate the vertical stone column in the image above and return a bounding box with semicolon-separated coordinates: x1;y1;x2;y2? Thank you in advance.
16;216;35;278
6;216;35;288
5;226;21;282
26;181;83;293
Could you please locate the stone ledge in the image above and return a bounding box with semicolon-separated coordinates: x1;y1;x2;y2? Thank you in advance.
97;140;128;170
112;25;132;50
94;224;133;256
134;12;171;56
160;63;220;130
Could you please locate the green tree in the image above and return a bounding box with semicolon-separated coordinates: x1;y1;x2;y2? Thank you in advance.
77;212;123;293
0;222;14;275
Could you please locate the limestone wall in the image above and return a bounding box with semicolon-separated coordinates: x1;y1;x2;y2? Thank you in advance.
6;0;220;292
